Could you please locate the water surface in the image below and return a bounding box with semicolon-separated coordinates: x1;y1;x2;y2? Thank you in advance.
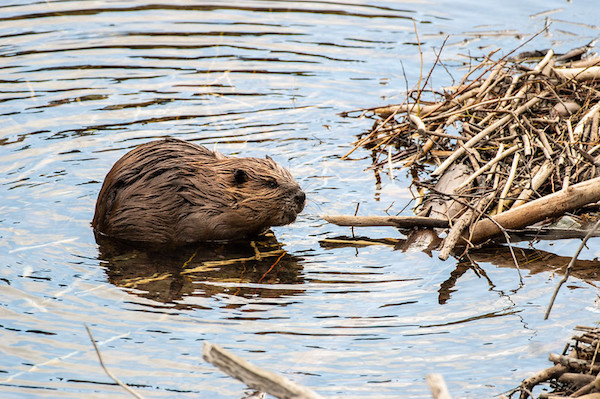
2;1;600;398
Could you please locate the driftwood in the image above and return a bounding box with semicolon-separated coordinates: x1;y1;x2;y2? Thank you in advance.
322;215;449;229
467;176;600;244
203;342;325;399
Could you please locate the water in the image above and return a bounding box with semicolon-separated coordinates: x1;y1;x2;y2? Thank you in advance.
1;1;600;398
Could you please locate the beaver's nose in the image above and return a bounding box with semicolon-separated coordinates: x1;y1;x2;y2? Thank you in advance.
294;191;306;208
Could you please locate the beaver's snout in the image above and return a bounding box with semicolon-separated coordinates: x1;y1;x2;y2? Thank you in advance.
294;191;306;210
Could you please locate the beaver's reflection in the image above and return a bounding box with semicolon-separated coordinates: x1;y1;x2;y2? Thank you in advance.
96;233;305;309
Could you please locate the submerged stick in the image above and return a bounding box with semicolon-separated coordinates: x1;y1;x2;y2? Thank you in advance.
426;374;452;399
203;342;325;399
544;218;600;320
85;324;145;399
322;215;449;229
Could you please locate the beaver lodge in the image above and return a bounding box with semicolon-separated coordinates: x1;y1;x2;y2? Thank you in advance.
325;41;600;259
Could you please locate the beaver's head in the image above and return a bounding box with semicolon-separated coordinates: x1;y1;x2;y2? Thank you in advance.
211;155;305;232
174;152;305;243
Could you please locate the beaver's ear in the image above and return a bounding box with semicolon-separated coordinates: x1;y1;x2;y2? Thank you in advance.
234;169;248;184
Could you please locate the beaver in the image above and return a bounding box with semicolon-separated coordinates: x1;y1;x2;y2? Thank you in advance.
92;138;305;246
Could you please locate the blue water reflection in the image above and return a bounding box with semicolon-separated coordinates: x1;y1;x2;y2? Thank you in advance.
1;1;600;398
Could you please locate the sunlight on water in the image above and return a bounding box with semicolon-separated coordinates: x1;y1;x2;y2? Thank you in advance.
1;1;600;398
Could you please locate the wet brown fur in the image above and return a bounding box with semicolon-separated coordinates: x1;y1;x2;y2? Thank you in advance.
92;138;305;245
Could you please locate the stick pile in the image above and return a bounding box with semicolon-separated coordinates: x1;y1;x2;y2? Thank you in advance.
517;325;600;399
339;44;600;256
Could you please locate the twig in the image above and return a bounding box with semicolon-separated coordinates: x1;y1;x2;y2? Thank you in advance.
511;159;555;209
456;144;521;191
544;218;600;320
519;364;568;399
84;324;145;399
438;208;474;261
432;92;548;176
496;152;521;214
412;18;424;113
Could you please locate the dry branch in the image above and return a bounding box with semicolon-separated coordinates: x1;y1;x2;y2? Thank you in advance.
554;66;600;81
203;342;325;399
468;176;600;244
322;215;449;229
432;92;547;177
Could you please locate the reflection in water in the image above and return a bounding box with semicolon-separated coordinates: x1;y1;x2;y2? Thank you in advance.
469;246;600;282
97;233;304;309
322;234;600;305
2;0;600;398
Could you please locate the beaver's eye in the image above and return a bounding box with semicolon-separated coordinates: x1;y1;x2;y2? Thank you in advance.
234;169;248;185
267;179;278;188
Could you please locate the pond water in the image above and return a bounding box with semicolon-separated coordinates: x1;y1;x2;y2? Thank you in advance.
2;1;600;398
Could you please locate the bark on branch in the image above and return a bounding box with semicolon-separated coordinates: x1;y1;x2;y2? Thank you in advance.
467;176;600;244
203;342;325;399
322;215;450;229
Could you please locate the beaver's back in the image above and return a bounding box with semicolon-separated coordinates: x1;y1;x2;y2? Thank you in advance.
92;138;222;243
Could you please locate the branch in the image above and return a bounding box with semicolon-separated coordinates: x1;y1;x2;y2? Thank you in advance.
322;215;449;229
203;342;325;399
468;176;600;244
85;324;145;399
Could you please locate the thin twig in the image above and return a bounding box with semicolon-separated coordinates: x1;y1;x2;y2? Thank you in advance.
544;218;600;320
85;324;145;399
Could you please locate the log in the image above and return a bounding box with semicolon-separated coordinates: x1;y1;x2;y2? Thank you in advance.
322;215;449;229
468;176;600;244
203;342;324;399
